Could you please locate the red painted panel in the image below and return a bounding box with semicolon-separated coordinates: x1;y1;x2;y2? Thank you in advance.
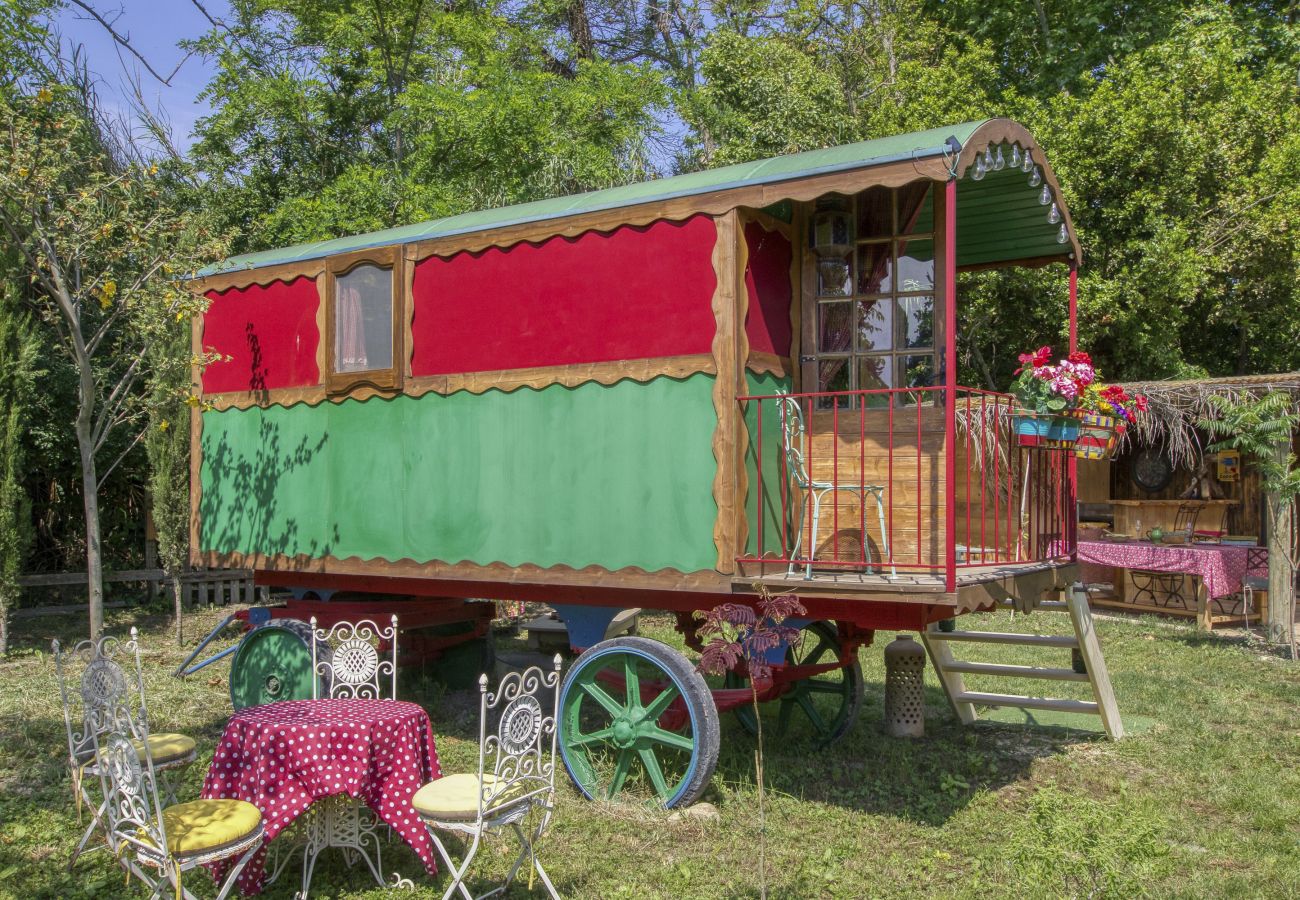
411;216;718;375
202;277;320;393
743;222;793;357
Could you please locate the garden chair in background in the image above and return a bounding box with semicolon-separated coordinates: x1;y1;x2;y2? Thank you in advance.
1130;503;1202;607
412;655;564;900
53;628;198;869
778;394;894;580
93;727;263;900
270;615;399;894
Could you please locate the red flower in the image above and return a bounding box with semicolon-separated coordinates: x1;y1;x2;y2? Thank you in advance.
1067;350;1092;365
1015;345;1054;375
1134;395;1149;412
1101;385;1127;401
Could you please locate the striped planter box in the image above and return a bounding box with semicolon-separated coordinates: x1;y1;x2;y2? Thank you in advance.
1012;411;1082;450
1074;414;1125;460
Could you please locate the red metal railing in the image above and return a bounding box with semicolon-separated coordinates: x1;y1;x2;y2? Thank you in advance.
736;386;1076;589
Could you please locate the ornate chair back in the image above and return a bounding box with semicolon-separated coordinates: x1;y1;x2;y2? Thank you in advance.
476;655;563;820
93;728;171;865
310;615;399;700
1173;503;1201;539
778;394;812;491
53;628;147;765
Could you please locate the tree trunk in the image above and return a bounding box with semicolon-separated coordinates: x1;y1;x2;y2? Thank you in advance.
76;413;104;639
1265;493;1293;647
172;571;183;646
0;608;7;656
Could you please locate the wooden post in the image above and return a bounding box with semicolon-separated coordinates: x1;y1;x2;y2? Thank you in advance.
1066;583;1125;739
1265;441;1294;645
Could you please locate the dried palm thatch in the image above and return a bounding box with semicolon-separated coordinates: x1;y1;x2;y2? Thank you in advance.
1118;372;1300;468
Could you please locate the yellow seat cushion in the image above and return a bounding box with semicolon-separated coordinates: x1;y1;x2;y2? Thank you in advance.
159;799;262;857
131;733;197;766
411;773;529;822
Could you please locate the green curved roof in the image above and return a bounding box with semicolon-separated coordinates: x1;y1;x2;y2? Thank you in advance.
199;121;989;277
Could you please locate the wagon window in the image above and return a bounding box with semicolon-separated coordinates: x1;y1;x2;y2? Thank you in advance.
810;183;938;408
334;263;393;374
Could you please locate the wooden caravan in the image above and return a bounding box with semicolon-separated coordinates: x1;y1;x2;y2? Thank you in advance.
191;119;1095;805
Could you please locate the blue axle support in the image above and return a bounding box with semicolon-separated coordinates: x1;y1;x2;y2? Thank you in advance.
173;607;274;678
548;604;627;653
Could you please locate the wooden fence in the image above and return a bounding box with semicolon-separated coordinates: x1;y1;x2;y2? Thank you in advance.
17;568;264;609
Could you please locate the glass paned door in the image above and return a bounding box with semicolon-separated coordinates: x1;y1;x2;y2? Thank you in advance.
804;184;940;407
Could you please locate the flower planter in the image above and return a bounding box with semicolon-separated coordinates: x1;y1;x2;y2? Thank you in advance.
1011;411;1081;449
1074;414;1125;460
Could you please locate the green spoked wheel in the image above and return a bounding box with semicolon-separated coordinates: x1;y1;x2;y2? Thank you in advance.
229;619;331;710
559;636;719;809
725;620;863;745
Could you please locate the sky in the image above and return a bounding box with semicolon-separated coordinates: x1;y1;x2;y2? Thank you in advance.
52;0;231;150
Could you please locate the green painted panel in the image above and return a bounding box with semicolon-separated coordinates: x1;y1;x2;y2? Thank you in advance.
956;161;1067;266
743;372;793;559
200;374;721;573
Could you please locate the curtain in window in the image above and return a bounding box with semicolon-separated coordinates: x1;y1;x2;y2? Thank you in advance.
338;284;367;371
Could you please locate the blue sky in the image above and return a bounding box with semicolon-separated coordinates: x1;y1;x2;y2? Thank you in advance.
52;1;230;149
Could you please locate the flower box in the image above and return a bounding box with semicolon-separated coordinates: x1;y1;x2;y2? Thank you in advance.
1074;414;1125;460
1011;410;1082;449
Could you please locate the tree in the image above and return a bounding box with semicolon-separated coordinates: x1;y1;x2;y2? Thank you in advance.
145;327;193;646
0;270;39;655
186;0;668;252
0;74;227;639
1199;393;1300;652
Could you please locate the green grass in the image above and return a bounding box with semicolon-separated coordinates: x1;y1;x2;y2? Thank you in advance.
1;602;1298;899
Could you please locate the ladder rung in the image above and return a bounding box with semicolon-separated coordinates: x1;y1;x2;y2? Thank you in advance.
926;630;1078;648
995;600;1069;611
939;661;1089;682
955;691;1099;714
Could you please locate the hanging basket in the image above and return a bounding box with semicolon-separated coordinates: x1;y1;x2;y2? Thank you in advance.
1074;414;1125;460
1011;410;1082;449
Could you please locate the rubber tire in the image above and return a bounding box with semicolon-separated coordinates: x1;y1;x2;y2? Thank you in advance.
229;618;331;709
558;636;719;809
726;619;864;746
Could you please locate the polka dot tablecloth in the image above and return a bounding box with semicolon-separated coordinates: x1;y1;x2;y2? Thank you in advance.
201;698;441;894
1077;540;1267;600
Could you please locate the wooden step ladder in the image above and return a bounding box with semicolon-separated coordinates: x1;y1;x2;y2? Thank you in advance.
920;584;1124;739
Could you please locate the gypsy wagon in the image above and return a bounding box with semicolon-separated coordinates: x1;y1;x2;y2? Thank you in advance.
190;118;1087;807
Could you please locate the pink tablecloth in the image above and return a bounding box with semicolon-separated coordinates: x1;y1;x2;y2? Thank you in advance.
201;698;441;894
1077;540;1266;599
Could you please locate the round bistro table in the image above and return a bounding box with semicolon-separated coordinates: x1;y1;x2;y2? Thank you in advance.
201;698;441;895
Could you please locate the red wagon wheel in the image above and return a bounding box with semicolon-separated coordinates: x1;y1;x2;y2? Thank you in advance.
725;620;863;745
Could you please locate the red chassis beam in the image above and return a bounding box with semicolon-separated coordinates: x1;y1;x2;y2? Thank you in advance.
255;570;957;633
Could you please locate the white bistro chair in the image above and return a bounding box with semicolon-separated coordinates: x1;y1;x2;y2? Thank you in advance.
778;395;894;579
93;727;263;900
267;615;400;896
53;628;198;869
412;655;563;900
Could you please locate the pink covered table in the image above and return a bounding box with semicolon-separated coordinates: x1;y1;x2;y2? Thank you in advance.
1077;539;1267;628
201;698;441;894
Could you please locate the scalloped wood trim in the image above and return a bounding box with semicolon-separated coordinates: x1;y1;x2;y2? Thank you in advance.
746;352;790;378
188;314;203;565
314;273;327;387
203;355;718;410
195;550;730;593
955;119;1082;264
710;211;740;573
732;215;751;562
195;259;326;293
402;246;416;380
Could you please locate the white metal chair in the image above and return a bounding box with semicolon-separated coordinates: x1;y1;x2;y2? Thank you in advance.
412;655;563;900
268;615;399;897
53;628;198;869
92;727;263;900
778;395;894;579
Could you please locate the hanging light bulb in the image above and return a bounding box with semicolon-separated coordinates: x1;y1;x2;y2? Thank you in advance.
1021;148;1034;173
1009;144;1022;170
1047;202;1061;224
982;146;995;174
1039;184;1052;205
993;145;1006;170
1028;166;1042;188
1057;223;1069;244
972;154;987;181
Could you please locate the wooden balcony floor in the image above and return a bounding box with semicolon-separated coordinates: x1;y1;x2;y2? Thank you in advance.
734;560;1079;610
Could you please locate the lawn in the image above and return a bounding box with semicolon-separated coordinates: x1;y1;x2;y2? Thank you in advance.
1;601;1297;899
